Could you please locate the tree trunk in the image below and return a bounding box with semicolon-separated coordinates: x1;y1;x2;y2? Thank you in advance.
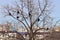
33;36;35;40
29;27;33;40
29;29;35;40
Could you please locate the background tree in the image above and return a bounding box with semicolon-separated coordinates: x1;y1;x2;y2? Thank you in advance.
1;0;53;40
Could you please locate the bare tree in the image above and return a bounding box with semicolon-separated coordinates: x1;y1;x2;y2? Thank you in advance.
1;0;52;40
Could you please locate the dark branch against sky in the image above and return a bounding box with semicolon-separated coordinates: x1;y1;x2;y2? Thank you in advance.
0;0;60;23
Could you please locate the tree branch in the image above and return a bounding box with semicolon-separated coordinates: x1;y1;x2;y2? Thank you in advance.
31;0;48;27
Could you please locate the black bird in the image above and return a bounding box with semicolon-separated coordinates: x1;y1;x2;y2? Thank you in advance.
29;13;31;16
38;18;40;21
9;12;12;16
17;16;19;19
29;10;32;17
17;11;19;14
46;28;49;30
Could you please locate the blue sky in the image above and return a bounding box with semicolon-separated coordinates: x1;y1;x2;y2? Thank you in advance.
0;0;60;23
52;0;60;20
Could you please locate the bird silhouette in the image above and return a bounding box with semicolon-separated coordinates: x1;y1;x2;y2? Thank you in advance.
17;16;19;19
9;12;12;16
17;11;19;14
38;18;40;21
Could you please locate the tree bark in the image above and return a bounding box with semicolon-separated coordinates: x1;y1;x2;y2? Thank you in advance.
29;27;35;40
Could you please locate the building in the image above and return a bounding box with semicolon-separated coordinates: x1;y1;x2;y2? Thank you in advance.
0;23;60;40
